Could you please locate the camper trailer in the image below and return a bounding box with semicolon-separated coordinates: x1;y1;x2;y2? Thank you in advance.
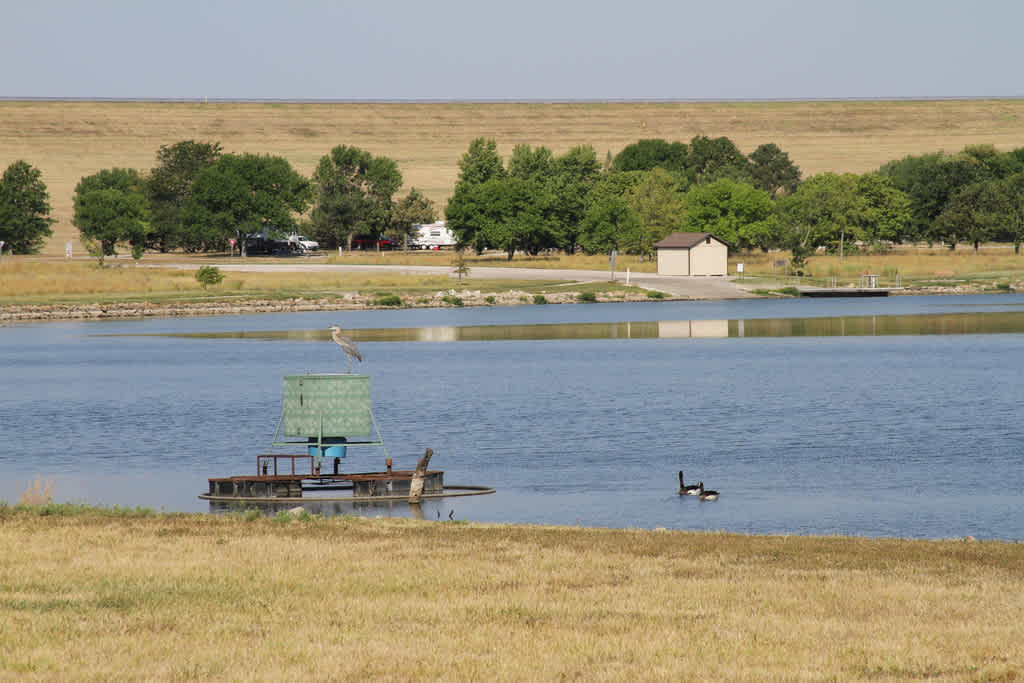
409;221;456;250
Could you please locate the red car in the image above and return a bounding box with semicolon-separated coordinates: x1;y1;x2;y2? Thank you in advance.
351;235;395;250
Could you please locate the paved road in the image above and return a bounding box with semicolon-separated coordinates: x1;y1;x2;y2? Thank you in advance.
154;260;756;300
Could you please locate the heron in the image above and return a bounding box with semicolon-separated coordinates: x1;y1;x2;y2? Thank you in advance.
329;325;362;373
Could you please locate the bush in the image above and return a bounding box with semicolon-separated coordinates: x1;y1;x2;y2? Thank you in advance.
777;286;800;296
195;266;224;288
485;295;496;304
441;295;464;306
577;291;597;303
373;294;403;307
532;294;548;305
646;290;665;299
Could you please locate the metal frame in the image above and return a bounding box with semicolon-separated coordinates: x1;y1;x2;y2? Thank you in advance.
268;406;390;469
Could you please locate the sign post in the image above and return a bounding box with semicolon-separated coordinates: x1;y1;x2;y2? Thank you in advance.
737;262;744;280
0;240;5;263
609;249;617;281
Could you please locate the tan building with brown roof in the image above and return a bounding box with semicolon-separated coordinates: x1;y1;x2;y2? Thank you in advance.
653;232;730;276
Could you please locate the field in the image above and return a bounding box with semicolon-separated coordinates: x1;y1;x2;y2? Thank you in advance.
1;505;1022;681
4;99;1024;256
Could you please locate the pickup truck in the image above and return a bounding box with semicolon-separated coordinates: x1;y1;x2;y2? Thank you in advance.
287;234;319;252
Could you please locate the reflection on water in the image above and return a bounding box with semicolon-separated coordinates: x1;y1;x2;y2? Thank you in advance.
120;310;1024;342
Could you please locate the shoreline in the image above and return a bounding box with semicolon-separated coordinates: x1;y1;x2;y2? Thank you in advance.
0;284;1001;322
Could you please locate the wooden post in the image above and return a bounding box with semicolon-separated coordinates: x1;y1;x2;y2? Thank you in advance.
408;448;433;504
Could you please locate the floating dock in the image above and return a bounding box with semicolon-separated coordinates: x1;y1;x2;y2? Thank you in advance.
201;373;494;504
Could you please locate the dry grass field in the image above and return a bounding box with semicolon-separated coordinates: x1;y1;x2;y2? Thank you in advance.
1;507;1022;681
4;99;1024;256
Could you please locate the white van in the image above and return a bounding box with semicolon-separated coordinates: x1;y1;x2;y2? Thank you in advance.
409;221;456;250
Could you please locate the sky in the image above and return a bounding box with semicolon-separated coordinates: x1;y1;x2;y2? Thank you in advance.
3;1;1023;101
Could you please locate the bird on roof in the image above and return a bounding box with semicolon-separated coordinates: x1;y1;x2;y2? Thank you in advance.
328;325;362;373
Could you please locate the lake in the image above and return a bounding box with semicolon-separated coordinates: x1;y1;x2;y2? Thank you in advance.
2;293;1023;540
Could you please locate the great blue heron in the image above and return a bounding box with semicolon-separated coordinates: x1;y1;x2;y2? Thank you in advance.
329;325;362;372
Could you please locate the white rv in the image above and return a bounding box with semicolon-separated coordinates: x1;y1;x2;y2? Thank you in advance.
409;221;456;250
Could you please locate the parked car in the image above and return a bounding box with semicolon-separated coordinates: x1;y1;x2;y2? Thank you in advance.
287;234;319;252
351;235;394;250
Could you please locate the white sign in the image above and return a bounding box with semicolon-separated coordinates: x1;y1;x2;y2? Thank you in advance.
737;262;744;273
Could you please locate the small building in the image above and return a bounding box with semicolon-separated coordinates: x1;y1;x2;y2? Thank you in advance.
654;232;730;276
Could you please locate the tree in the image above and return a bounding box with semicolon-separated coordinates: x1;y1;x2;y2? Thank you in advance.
579;172;644;254
748;143;801;196
685;135;752;185
612;139;688;174
627;168;685;255
853;173;912;245
0;160;55;254
73;168;149;265
879;151;988;243
390;188;437;249
447;176;554;259
454;138;505;188
144;140;221;252
935;179;1007;252
548;145;601;254
682;178;778;251
181;154;311;252
508;144;554;181
776;173;856;269
447;138;507;252
309;146;401;250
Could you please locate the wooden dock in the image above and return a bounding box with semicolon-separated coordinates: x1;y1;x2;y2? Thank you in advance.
797;286;896;298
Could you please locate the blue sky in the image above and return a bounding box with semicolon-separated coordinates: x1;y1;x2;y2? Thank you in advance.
3;1;1022;100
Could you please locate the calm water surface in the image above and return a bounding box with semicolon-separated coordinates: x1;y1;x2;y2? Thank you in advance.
2;294;1023;539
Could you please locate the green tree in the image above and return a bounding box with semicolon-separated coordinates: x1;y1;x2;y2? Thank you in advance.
390;188;437;249
853;173;912;245
548;145;601;254
685;135;752;186
935;179;1006;252
879;151;988;244
579;172;644;254
446;138;508;252
748;143;801;196
627;168;684;255
181;154;311;252
454;138;505;188
776;173;859;268
0;160;55;254
73;168;149;265
612;139;688;174
309;146;402;250
682;178;777;251
448;176;554;259
144;140;221;252
508;144;554;181
995;173;1024;252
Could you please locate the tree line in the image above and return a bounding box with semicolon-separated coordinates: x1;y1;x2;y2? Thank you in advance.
3;136;1024;264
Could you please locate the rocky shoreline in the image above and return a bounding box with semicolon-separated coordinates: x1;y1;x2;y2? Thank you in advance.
0;288;657;322
0;283;1008;322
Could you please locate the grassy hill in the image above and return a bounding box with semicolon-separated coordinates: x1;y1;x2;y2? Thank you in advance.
3;99;1024;255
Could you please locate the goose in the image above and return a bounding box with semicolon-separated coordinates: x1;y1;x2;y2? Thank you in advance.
696;481;719;501
678;471;701;496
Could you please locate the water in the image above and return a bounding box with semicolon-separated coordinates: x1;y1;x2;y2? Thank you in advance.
2;294;1023;539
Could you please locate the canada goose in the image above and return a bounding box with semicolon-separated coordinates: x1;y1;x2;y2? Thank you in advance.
696;481;719;501
678;471;700;496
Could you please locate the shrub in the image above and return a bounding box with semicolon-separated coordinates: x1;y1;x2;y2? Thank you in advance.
777;286;800;296
373;294;403;307
646;290;665;299
577;291;597;303
195;266;224;289
485;295;496;304
441;295;464;306
532;294;548;305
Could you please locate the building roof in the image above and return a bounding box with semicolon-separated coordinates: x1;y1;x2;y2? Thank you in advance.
654;232;730;249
